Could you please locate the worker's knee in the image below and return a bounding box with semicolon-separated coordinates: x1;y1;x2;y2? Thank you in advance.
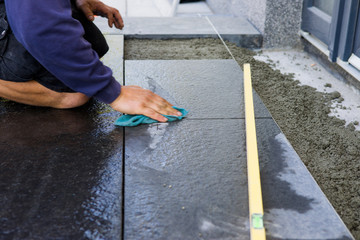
55;92;90;109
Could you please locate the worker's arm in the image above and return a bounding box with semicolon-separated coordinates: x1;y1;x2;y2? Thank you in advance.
4;0;181;120
78;0;182;120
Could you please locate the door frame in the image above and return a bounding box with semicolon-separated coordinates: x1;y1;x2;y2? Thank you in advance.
301;0;334;45
302;0;360;65
337;0;359;62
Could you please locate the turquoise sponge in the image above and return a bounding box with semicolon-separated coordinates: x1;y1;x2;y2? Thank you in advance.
114;106;188;127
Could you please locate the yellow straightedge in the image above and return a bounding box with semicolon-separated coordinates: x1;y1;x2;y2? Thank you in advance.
244;64;266;240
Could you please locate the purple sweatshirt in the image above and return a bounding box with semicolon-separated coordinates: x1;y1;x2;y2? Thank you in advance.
4;0;121;104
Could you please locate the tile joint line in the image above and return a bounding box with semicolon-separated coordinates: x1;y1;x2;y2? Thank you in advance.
121;55;126;240
202;15;237;61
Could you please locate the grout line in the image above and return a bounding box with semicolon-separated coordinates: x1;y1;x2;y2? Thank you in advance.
186;117;272;120
129;117;273;122
186;117;244;120
123;58;125;85
186;117;273;120
203;15;236;61
121;53;126;240
121;128;125;240
254;117;273;119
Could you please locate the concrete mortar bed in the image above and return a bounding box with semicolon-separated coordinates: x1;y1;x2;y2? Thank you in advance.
124;38;360;239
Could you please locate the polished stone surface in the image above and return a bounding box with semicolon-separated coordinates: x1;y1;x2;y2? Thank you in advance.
125;60;271;119
0;58;354;239
124;120;250;239
122;119;353;239
256;119;354;240
0;102;124;239
122;60;353;239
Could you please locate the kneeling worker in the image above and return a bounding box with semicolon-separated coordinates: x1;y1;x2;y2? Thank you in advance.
0;0;181;121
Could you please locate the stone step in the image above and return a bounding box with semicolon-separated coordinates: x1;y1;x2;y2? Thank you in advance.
94;16;262;48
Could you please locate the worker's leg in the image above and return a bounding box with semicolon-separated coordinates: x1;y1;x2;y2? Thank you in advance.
0;79;89;109
0;10;91;109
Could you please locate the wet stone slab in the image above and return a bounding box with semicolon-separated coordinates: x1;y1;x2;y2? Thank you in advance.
125;59;271;119
0;101;124;239
123;119;353;239
0;57;354;239
124;119;250;239
256;119;354;240
123;59;353;239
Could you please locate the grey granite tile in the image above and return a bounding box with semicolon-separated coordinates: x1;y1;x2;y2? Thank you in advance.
122;16;258;34
0;45;352;239
125;59;271;119
207;16;263;47
94;17;262;47
0;102;124;239
124;119;250;240
123;118;353;239
256;119;354;240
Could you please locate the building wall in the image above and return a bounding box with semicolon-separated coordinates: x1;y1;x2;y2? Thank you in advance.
263;0;303;48
206;0;303;48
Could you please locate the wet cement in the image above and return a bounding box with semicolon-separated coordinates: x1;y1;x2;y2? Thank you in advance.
124;38;360;239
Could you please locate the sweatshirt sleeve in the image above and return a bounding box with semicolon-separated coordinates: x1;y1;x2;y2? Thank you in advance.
4;0;121;104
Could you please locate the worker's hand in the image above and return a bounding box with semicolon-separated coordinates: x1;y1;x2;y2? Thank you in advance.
75;0;124;29
110;85;182;122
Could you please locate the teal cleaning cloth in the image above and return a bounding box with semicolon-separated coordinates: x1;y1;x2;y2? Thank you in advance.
114;106;188;127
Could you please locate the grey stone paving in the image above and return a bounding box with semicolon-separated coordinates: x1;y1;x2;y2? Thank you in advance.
125;60;271;119
124;120;249;239
256;119;353;239
94;16;262;47
0;103;124;239
0;49;354;239
123;59;354;239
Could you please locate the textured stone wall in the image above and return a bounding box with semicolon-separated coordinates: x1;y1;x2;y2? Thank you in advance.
206;0;303;48
263;0;303;48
